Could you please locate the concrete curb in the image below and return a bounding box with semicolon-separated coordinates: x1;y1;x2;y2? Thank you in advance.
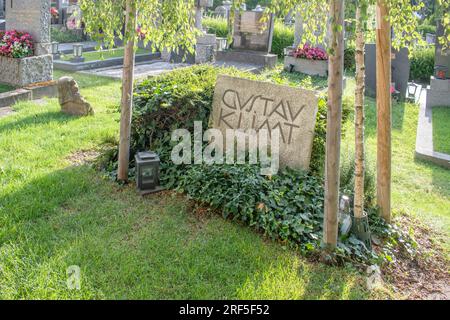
54;52;161;71
0;81;58;108
415;89;450;169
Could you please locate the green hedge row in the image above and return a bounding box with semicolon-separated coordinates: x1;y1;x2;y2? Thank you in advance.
410;47;435;82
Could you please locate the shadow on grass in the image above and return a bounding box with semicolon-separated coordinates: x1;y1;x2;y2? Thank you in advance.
364;97;407;137
0;111;79;134
0;165;368;299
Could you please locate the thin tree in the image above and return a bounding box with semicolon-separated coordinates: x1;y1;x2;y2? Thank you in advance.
80;0;199;182
353;0;368;220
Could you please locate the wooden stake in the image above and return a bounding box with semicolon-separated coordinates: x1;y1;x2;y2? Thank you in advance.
117;0;137;182
324;0;345;248
376;0;391;223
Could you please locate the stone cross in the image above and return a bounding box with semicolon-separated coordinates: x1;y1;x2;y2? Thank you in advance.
5;0;51;55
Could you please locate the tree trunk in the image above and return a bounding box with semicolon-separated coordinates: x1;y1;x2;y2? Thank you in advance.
354;4;366;219
376;0;391;223
323;0;345;249
117;0;137;182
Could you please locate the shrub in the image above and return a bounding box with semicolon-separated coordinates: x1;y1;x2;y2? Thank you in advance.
0;30;34;58
417;24;436;35
51;27;86;43
344;46;356;72
410;47;435;82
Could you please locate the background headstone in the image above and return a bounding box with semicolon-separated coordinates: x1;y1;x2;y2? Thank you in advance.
233;10;274;52
211;75;319;170
365;43;410;100
0;0;5;18
5;0;51;55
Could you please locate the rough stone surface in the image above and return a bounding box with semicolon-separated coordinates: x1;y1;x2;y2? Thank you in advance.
0;55;53;87
284;55;328;77
58;76;94;116
5;0;51;55
211;75;318;170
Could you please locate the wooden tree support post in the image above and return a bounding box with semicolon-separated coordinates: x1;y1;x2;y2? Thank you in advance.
376;0;391;223
323;0;345;249
117;0;137;182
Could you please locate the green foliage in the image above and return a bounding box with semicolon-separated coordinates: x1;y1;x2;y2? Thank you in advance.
417;24;437;35
80;0;199;54
272;20;295;57
409;47;435;82
344;46;356;72
178;165;325;253
51;27;86;43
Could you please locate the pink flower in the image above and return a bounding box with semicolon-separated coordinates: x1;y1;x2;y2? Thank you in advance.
290;44;328;61
0;30;34;58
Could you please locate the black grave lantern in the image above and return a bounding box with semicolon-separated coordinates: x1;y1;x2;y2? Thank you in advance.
135;151;162;194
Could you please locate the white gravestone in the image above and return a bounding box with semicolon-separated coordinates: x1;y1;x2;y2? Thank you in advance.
211;75;319;170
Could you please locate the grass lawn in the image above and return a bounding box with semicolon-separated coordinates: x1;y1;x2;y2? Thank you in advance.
342;81;450;253
0;83;15;94
0;70;376;299
61;48;151;62
432;106;450;155
0;68;447;299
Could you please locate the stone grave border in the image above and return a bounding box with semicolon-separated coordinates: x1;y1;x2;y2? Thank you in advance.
0;81;58;108
54;51;161;71
415;91;450;169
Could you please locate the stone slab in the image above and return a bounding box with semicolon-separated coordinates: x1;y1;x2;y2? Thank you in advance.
24;81;58;99
233;11;274;53
211;75;319;170
80;61;187;79
216;49;277;69
0;88;31;108
284;55;328;77
415;89;450;169
0;54;53;87
54;52;161;71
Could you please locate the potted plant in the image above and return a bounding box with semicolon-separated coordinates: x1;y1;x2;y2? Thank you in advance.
0;30;53;87
284;44;328;77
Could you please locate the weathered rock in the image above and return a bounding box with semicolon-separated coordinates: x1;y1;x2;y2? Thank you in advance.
58;76;94;116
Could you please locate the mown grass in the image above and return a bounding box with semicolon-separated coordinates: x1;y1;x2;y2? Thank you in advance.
342;80;450;253
0;70;377;299
61;48;150;62
432;106;450;155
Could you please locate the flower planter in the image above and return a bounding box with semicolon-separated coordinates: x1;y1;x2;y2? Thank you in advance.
0;55;53;87
284;55;328;77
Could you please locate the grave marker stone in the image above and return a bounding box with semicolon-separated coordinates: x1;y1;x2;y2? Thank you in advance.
5;0;51;55
211;75;319;170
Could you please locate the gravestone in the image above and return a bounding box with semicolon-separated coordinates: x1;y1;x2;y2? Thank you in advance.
365;43;410;100
1;0;53;86
168;0;215;64
211;75;319;170
426;21;450;108
5;0;51;55
216;10;277;69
